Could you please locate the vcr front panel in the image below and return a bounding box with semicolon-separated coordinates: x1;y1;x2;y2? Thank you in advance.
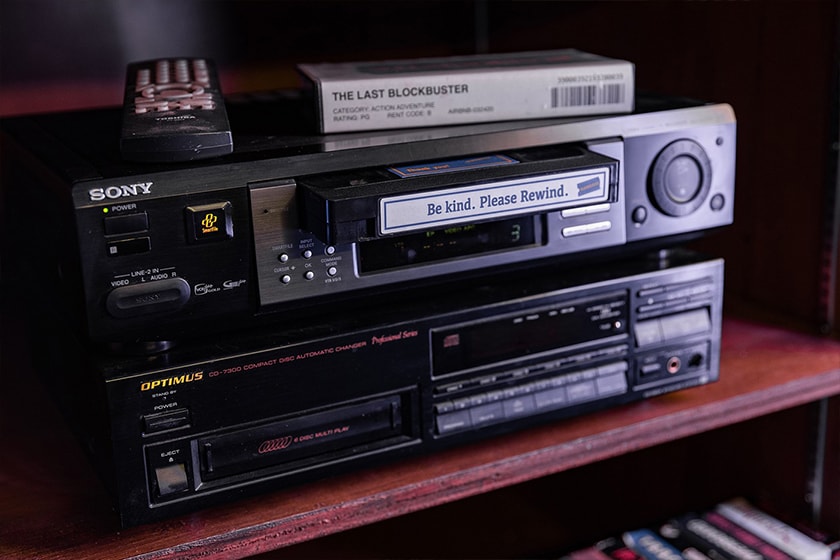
2;95;735;346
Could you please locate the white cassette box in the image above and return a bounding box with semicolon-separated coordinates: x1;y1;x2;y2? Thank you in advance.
299;49;635;133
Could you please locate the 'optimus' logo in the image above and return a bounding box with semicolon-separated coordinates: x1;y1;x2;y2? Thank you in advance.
140;371;203;391
89;181;153;202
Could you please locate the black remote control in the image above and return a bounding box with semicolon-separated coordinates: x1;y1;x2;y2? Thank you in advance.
120;58;233;162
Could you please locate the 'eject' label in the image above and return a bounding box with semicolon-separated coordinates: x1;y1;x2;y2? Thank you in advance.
378;166;611;235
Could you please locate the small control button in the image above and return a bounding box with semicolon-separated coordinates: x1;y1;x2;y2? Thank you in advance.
327;266;338;277
302;249;313;259
665;156;702;202
436;410;472;434
640;363;662;377
185;202;233;243
638;286;665;298
632;206;648;224
634;319;663;347
304;270;315;280
278;253;289;263
598;361;629;376
596;373;628;396
534;387;567;409
561;220;612;238
154;463;189;497
144;408;191;434
107;237;151;257
434;401;455;414
106;277;190;318
325;246;336;255
660;309;711;339
280;274;292;284
469;402;505;427
561;203;611;218
104;212;149;236
566;381;598;403
503;395;536;419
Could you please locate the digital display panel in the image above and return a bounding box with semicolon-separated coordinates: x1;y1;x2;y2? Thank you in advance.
431;293;628;377
358;216;538;273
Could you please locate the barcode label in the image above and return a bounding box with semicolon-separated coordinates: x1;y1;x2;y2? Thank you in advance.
551;84;626;108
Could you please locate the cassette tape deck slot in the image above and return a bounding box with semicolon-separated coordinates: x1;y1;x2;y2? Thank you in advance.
298;143;619;245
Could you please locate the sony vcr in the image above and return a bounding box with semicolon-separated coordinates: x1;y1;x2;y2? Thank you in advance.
2;92;735;347
37;249;723;526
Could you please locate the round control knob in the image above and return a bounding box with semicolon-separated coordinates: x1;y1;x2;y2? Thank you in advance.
649;139;712;217
631;205;648;225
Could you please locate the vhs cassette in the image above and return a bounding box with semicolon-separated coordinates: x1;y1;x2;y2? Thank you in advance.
299;49;635;133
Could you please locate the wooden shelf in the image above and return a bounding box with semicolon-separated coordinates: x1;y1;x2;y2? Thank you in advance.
1;316;839;559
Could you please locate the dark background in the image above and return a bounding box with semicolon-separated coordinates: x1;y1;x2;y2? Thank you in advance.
0;2;838;558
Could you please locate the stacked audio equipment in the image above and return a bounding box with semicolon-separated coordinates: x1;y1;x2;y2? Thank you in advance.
1;55;735;526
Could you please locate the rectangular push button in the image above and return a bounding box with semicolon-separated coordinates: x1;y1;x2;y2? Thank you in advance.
104;212;148;235
144;408;191;434
154;463;189;496
186;202;233;242
659;309;711;340
107;237;151;256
